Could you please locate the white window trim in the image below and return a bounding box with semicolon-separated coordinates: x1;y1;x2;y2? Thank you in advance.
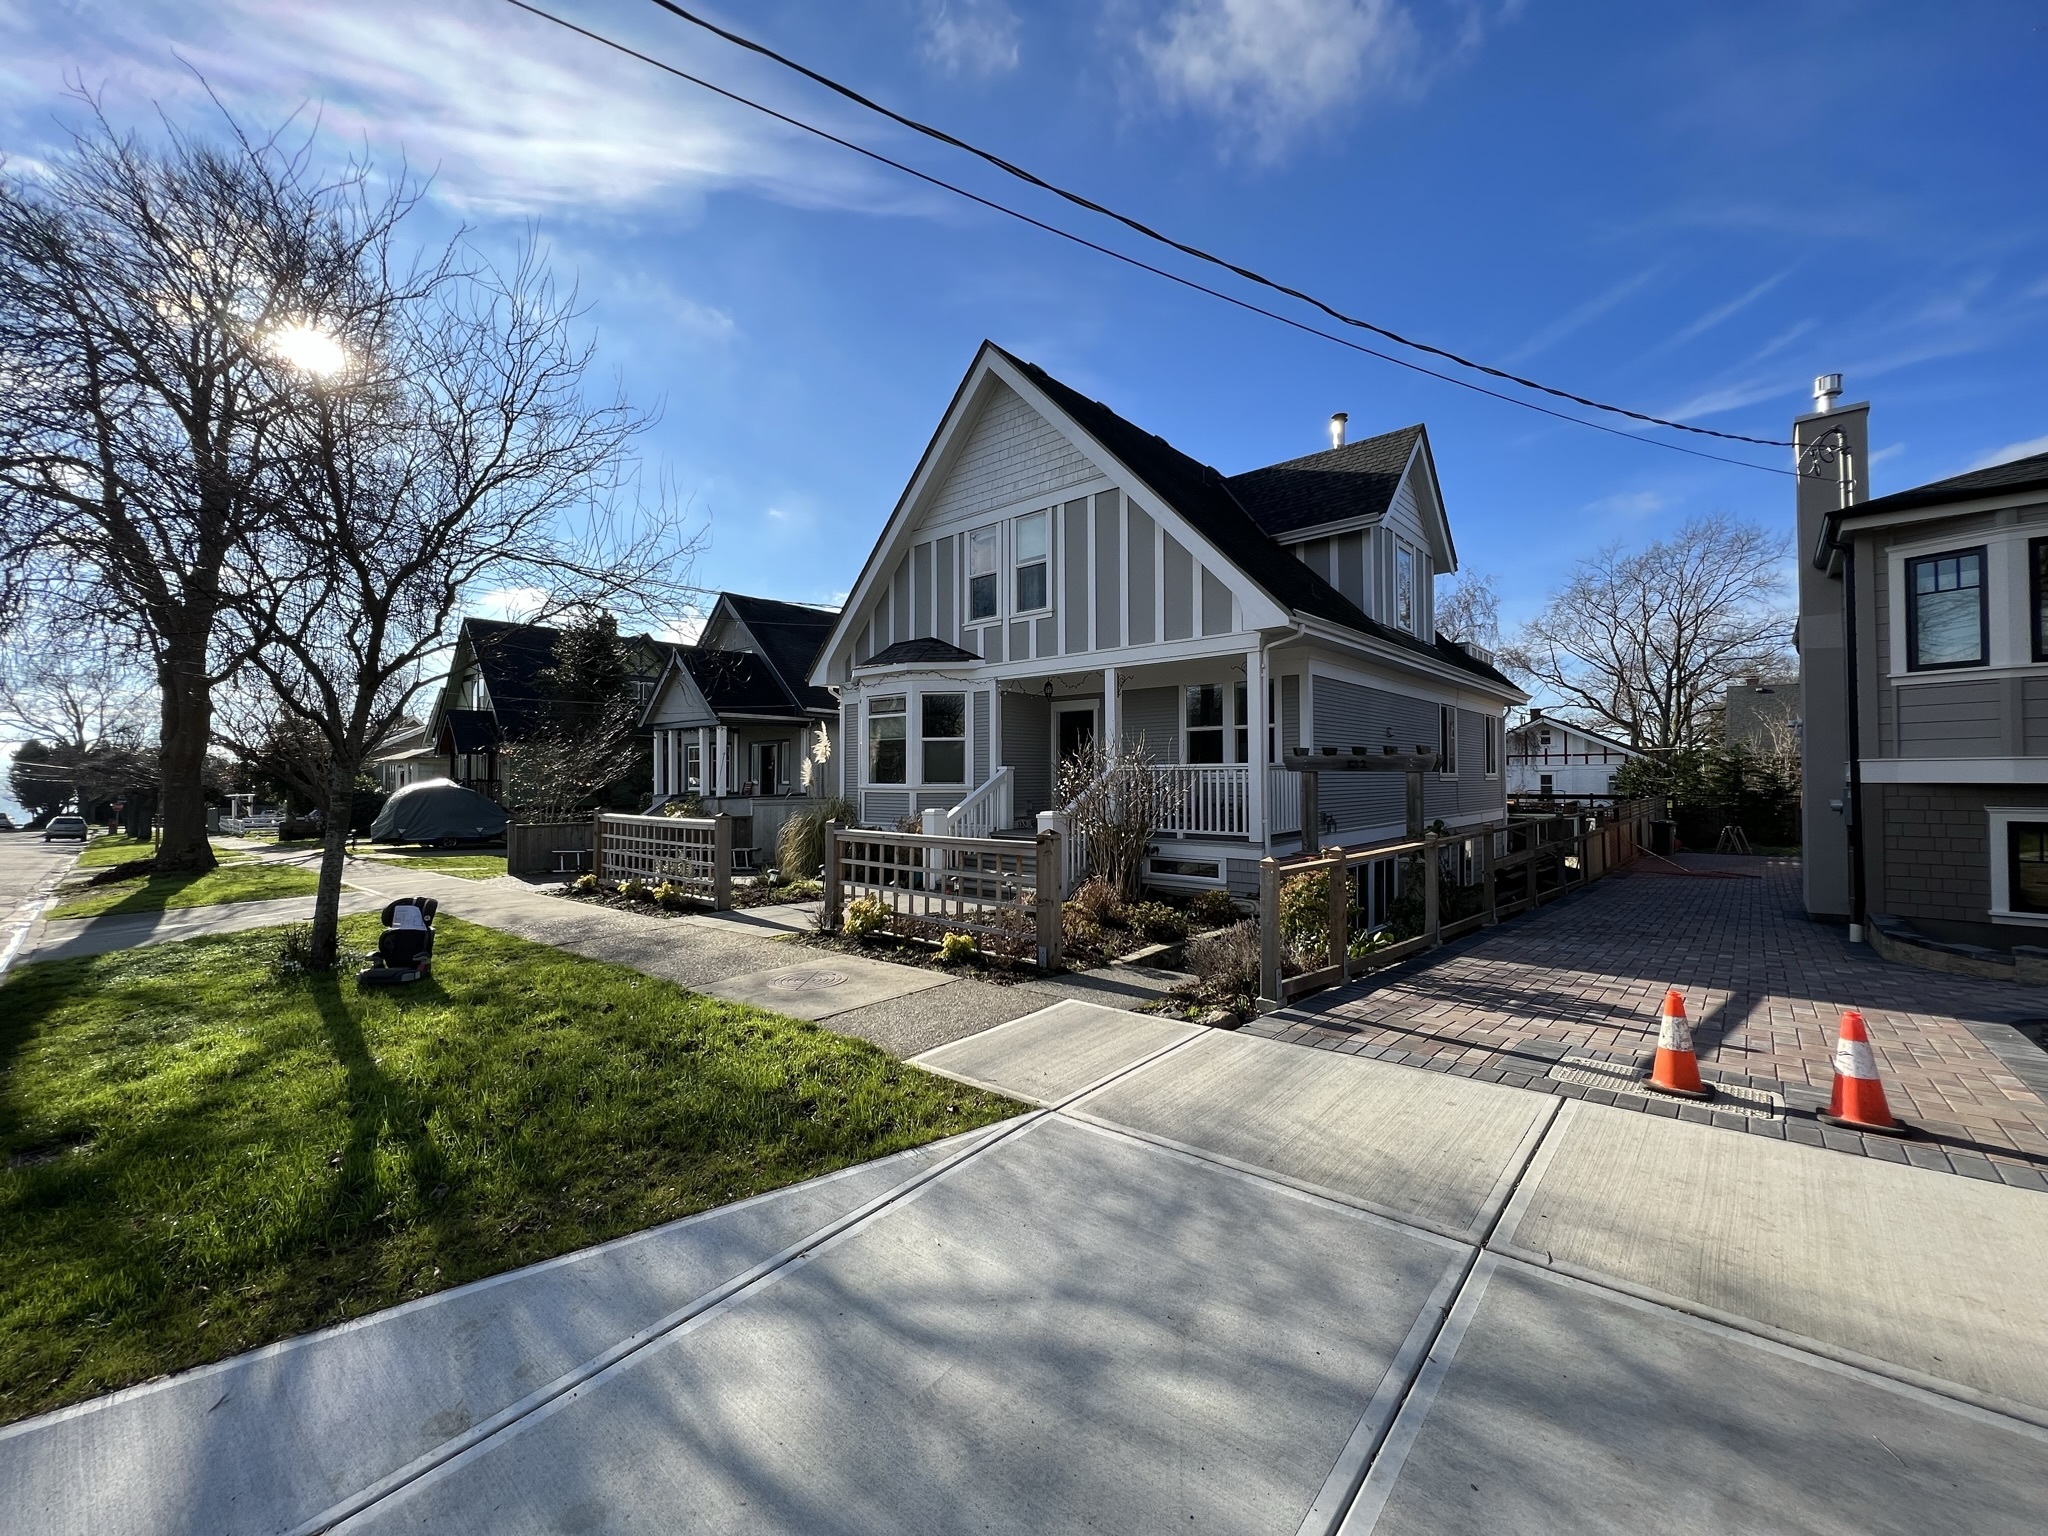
1011;508;1052;618
1438;703;1459;778
1886;528;2040;681
1484;716;1500;779
1986;806;2048;925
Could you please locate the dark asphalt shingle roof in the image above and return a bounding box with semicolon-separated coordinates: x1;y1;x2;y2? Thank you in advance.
721;593;840;712
436;709;500;754
461;618;560;739
999;348;1515;691
1845;450;2048;519
860;637;982;667
1224;426;1424;539
680;648;812;718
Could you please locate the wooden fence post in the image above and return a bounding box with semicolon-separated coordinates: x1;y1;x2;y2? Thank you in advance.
1423;830;1441;946
1034;831;1062;971
1481;824;1498;926
1258;857;1282;1010
1300;772;1319;854
712;814;733;909
1327;854;1350;979
822;822;843;931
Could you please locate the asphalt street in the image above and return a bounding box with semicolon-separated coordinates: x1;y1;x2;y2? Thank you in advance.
0;827;81;976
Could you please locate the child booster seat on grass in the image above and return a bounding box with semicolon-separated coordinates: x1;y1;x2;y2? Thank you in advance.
357;897;438;986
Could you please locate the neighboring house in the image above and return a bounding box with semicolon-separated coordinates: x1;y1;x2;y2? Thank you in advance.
1723;678;1801;754
640;592;841;866
428;617;673;801
1797;368;2048;947
369;719;440;792
807;341;1523;897
1505;710;1643;798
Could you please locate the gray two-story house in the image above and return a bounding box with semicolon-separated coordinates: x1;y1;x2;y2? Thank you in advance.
808;341;1523;901
1797;372;2048;951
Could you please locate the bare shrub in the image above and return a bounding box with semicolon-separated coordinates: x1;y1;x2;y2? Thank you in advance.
1054;739;1179;900
1187;921;1260;1009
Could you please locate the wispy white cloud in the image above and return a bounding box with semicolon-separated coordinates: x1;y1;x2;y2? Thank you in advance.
920;0;1021;78
1869;442;1906;466
470;584;551;622
1585;489;1668;518
1502;265;1664;366
1137;0;1429;159
0;0;913;217
1657;268;1791;353
1968;434;2048;471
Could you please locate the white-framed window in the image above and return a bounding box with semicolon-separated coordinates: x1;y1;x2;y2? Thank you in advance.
1395;543;1416;633
921;692;967;783
1233;681;1249;764
1185;684;1226;764
868;695;907;784
968;526;1000;621
1439;705;1458;776
1905;547;1988;671
1013;509;1049;613
1989;807;2048;924
1484;716;1499;778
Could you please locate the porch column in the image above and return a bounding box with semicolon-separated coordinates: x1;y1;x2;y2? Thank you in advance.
697;726;710;795
654;730;668;797
1101;665;1119;760
1246;648;1267;847
715;724;730;796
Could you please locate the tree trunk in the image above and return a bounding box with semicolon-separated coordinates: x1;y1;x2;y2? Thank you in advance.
154;629;218;873
309;753;357;971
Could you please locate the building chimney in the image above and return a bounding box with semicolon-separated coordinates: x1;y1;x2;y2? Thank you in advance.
1812;373;1843;413
1328;412;1348;451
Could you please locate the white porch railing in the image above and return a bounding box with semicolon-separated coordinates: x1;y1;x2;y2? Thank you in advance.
1266;766;1301;836
1153;764;1250;837
922;765;1013;840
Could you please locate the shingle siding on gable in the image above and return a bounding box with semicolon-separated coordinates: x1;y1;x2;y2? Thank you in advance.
927;379;1096;525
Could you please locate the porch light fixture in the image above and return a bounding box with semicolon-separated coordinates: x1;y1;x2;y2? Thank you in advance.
1043;681;1054;699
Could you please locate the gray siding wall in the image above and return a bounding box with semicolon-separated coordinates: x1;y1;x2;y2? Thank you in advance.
1162;534;1194;641
1063;497;1090;653
936;535;956;644
1336;532;1365;610
1312;675;1433;831
913;542;932;638
1094;490;1122;649
1002;691;1053;820
864;790;910;827
1128;505;1157;644
1201;568;1232;636
1121;685;1180;763
841;702;858;796
1896;679;2003;756
1280;674;1301;750
927;379;1095;524
972;689;991;786
2025;677;2048;754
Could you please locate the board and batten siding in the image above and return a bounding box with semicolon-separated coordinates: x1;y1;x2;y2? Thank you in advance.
1002;692;1053;820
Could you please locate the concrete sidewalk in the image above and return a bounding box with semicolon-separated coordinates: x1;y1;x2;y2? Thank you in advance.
10;1000;2041;1535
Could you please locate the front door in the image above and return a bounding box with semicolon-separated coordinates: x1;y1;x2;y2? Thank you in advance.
756;740;781;797
1055;707;1097;794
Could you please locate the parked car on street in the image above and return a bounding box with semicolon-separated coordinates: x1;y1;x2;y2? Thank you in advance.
0;812;18;832
42;814;89;842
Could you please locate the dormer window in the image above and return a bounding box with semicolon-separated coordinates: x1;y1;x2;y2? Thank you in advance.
968;527;999;621
1014;510;1049;613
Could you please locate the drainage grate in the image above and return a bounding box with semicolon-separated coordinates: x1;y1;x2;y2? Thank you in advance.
1548;1055;1784;1120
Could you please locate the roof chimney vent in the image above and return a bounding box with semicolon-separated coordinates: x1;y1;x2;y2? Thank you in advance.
1812;373;1843;413
1328;411;1348;451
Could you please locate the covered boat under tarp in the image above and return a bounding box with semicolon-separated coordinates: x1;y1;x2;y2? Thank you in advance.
368;778;508;845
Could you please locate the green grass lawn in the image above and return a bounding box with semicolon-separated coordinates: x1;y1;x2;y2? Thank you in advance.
48;862;318;919
76;834;156;870
360;848;508;880
0;917;1019;1425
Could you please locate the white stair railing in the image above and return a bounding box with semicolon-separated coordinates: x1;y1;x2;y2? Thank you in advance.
931;765;1013;841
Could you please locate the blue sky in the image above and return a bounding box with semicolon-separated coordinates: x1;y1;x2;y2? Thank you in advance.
2;1;2045;812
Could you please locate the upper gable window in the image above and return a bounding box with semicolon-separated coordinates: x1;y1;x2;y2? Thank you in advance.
1014;510;1049;613
1905;548;1986;671
1395;544;1416;633
967;527;999;621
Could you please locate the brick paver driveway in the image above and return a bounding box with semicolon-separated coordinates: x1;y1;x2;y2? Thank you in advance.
1248;855;2048;1184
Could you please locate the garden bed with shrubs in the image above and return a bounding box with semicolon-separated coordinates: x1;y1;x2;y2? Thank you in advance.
557;870;823;917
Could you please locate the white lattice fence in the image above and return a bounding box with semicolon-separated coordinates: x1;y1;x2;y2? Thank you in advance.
825;826;1061;967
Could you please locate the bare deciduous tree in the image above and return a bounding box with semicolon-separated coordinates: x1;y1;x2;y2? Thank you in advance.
0;101;407;869
0;602;154;750
1500;514;1791;750
1434;569;1501;651
241;231;697;968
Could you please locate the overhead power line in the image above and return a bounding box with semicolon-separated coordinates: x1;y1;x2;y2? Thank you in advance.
640;0;1798;453
497;0;1797;479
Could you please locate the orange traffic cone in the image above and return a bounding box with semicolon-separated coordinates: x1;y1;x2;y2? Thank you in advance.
1644;988;1714;1100
1818;1010;1911;1137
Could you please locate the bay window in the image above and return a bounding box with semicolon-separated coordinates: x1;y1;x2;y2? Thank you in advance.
1014;510;1049;612
1905;547;1986;671
868;695;907;784
921;692;967;783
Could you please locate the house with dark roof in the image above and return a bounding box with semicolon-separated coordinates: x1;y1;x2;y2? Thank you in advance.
809;341;1524;897
640;592;841;865
428;616;674;801
1796;368;2048;954
1505;711;1644;800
